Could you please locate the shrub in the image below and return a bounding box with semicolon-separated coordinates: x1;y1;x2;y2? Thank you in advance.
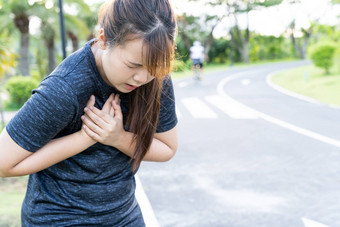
5;76;39;107
172;59;190;72
309;42;337;74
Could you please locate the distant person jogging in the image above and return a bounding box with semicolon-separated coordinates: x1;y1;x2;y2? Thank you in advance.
190;41;205;80
0;0;178;226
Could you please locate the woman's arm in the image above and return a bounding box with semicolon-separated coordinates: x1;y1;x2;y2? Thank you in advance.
115;126;178;162
0;129;95;177
0;95;107;177
81;94;178;162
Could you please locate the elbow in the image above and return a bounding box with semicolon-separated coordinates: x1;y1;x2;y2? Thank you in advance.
0;163;19;177
163;146;178;162
0;169;12;178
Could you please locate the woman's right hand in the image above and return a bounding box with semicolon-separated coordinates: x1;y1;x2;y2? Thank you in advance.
81;94;125;148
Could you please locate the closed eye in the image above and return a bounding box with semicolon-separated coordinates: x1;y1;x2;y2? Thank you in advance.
127;61;143;68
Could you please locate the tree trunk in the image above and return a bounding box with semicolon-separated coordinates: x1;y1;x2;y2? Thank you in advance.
19;31;30;76
47;39;55;74
204;32;215;62
241;41;249;63
301;29;312;60
67;31;79;52
14;14;30;76
290;34;304;59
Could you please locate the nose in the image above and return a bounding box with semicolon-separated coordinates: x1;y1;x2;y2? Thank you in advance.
133;69;150;85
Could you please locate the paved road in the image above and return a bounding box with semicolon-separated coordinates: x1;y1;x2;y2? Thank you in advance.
138;61;340;227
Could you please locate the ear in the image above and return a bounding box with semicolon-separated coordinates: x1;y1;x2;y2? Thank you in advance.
98;28;107;50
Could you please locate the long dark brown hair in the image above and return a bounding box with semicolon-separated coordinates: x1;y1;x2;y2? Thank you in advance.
98;0;177;171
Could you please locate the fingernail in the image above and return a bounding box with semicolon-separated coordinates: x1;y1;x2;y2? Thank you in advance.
84;107;88;112
89;106;93;110
81;116;85;120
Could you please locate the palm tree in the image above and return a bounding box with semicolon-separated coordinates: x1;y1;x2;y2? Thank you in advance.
34;0;91;74
64;0;94;51
65;14;89;52
7;0;33;76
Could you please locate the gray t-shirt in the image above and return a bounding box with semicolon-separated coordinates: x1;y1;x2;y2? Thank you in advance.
6;39;177;226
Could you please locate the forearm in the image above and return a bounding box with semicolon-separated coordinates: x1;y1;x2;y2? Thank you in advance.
7;131;95;176
115;131;176;162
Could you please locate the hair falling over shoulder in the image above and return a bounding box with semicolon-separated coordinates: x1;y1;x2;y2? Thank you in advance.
97;0;177;171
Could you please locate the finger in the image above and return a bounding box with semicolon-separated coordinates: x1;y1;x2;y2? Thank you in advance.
114;94;121;105
112;100;123;120
109;105;114;117
102;94;114;113
86;95;96;107
81;115;104;136
82;124;102;142
86;106;112;125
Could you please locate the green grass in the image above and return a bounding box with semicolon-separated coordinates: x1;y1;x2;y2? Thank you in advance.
271;65;340;107
0;177;28;227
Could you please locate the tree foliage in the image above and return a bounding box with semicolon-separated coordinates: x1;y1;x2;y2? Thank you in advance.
0;32;17;78
309;42;337;74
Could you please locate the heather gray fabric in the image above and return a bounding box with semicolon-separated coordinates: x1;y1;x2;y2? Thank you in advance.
6;39;177;226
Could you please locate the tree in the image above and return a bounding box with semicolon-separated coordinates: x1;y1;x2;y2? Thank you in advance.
0;32;17;78
288;20;312;59
7;0;33;76
33;0;91;74
65;14;89;52
309;42;337;74
176;13;225;62
209;0;283;63
64;0;94;52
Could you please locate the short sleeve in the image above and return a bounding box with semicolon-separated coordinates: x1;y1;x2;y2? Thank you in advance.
6;76;78;152
156;76;178;133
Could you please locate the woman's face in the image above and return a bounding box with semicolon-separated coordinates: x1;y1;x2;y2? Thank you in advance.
100;38;155;93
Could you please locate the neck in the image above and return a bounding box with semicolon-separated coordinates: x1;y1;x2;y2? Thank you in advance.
91;42;112;86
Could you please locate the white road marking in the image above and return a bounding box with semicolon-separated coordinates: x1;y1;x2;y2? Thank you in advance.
302;217;329;227
266;72;321;105
181;97;218;119
177;81;189;88
205;95;258;119
267;72;340;109
217;71;340;149
135;175;161;227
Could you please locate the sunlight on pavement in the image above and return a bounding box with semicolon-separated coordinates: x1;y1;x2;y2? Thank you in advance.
191;174;287;213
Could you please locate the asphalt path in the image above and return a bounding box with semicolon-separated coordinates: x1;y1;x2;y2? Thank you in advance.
138;61;340;227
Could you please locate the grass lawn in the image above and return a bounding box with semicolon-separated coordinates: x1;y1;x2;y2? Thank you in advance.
0;177;28;227
271;64;340;107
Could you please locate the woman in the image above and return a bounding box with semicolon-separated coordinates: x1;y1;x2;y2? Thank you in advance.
0;0;178;225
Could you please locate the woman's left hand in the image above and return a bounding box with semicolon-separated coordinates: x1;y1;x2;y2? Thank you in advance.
81;94;126;147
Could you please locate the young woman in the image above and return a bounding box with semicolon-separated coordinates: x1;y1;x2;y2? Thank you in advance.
0;0;178;225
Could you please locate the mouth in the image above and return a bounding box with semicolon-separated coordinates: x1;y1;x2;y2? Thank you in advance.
125;84;139;91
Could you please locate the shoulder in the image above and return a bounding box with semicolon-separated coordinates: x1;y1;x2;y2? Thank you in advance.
45;50;97;98
161;75;174;92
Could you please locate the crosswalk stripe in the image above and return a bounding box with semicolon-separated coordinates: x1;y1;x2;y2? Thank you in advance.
302;217;329;227
205;95;258;119
181;97;218;119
